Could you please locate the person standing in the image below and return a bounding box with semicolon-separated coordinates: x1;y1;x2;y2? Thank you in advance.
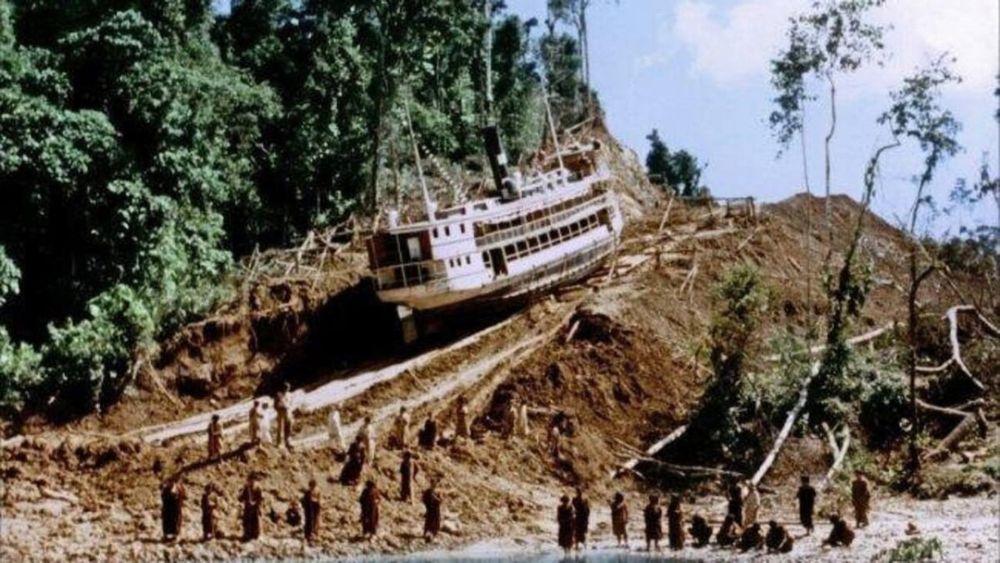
339;435;366;486
547;424;562;460
797;475;817;535
455;397;470;440
359;480;380;539
207;414;223;461
644;495;663;552
727;480;745;527
744;482;760;527
392;406;410;449
301;479;321;544
274;392;293;449
160;477;185;542
240;473;263;541
399;450;418;502
851;472;871;528
260;402;274;445
200;483;218;541
716;514;741;547
328;405;346;451
667;495;685;550
248;401;262;446
418;413;438;450
557;495;575;554
517;403;530;437
572;488;591;551
610;492;629;547
359;416;377;463
422;482;443;540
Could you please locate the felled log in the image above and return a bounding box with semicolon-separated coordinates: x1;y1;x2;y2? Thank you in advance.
819;424;850;491
942;306;987;391
611;425;688;479
922;408;988;461
751;361;820;486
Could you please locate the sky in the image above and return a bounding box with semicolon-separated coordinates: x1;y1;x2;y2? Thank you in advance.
507;0;999;236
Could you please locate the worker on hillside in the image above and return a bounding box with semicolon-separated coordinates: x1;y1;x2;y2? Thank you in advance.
301;479;321;543
455;396;470;440
689;513;712;547
392;406;410;449
422;481;443;540
797;475;817;535
643;494;663;552
557;494;575;554
418;413;438;450
716;514;741;547
358;416;377;463
399;449;418;502
547;424;562;460
260;402;274;445
744;482;760;526
727;480;746;526
160;477;185;542
572;487;591;551
823;515;855;547
325;405;344;451
765;520;794;553
667;495;685;550
207;414;223;461
517;403;530;437
339;435;367;486
274;392;293;449
200;483;218;541
502;401;517;438
240;473;264;541
359;480;380;539
248;401;262;446
738;522;764;552
610;492;629;547
852;472;872;528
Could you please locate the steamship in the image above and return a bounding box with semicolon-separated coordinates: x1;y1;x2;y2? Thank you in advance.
366;125;623;314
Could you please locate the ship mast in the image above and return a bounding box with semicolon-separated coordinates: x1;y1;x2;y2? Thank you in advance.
403;102;435;221
541;83;565;172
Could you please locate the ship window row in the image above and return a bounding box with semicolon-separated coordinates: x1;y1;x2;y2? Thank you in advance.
432;223;467;239
447;256;473;268
475;193;594;238
487;213;601;264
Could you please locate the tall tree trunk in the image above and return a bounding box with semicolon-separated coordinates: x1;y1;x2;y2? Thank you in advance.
483;0;493;122
824;71;837;251
579;6;590;113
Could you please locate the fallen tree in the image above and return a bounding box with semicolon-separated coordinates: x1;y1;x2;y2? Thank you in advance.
751;361;820;486
610;424;689;479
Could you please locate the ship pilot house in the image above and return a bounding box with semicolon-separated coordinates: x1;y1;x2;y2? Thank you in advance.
367;123;623;318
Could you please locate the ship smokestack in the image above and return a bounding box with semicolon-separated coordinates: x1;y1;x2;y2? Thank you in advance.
481;125;509;193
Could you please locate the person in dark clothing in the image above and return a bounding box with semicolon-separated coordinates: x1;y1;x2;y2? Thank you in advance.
240;473;263;541
738;522;765;552
200;483;218;541
557;495;575;554
418;414;438;450
667;495;685;550
339;436;366;486
644;495;663;552
161;478;185;541
422;482;443;540
400;450;418;502
727;481;745;527
301;479;321;543
765;520;794;553
797;475;817;534
359;480;380;539
610;492;629;547
823;515;855;547
717;514;741;547
689;513;713;547
572;488;591;551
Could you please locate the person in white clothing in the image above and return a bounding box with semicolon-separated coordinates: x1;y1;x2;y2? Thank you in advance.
328;406;346;451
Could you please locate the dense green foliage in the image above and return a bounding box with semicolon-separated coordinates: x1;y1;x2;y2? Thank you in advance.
0;0;593;420
644;129;706;197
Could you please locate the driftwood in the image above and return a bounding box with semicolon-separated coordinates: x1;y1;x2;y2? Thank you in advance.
611;425;689;479
751;361;820;486
819;424;850;491
923;409;988;461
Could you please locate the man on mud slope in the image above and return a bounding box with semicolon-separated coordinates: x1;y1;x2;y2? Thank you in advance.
823;515;855;548
207;414;223;461
301;479;321;544
455;396;470;440
644;494;663;552
399;449;418;502
557;494;575;554
392;406;410;449
359;480;381;539
610;492;629;547
274;391;293;450
765;520;794;553
419;413;438;450
248;401;262;446
201;483;218;541
667;495;685;550
422;481;443;541
852;472;872;528
160;477;185;542
240;473;264;541
572;487;591;551
797;475;817;535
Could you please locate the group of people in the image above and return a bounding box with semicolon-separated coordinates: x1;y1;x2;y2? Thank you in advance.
557;473;872;554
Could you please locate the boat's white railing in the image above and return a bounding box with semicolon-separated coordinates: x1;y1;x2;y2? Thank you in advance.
475;191;612;248
376;234;615;295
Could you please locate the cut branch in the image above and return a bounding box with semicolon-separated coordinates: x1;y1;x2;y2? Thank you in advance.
819;424;850;491
751;361;819;486
943;306;986;391
611;424;688;479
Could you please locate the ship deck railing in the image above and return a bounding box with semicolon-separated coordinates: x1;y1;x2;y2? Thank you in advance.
474;191;614;248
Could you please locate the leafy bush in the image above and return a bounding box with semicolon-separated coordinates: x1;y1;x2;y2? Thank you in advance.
0;327;42;416
859;372;909;449
877;536;943;562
